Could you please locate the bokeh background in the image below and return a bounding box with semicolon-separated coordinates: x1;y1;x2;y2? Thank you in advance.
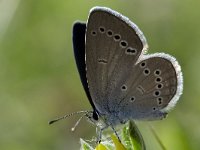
0;0;199;150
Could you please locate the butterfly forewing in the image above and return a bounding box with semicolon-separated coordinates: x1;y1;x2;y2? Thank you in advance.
86;8;146;114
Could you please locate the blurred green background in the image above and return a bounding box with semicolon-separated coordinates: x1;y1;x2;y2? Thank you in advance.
0;0;199;150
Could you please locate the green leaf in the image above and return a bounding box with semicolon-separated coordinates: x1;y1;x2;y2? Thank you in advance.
122;121;146;150
122;124;133;150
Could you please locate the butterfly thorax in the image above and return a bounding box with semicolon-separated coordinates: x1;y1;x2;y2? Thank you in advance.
92;110;128;129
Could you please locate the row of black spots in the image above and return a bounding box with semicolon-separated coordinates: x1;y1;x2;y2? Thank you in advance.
104;29;128;48
91;26;115;38
139;62;162;76
138;61;164;99
153;71;164;104
91;26;130;49
152;89;163;108
102;27;128;49
91;26;106;36
98;26;121;42
154;70;164;96
99;27;135;53
141;64;160;77
152;97;164;111
154;69;163;88
139;61;150;76
153;97;163;111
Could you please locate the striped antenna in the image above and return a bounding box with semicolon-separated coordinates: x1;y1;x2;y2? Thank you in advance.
48;110;91;125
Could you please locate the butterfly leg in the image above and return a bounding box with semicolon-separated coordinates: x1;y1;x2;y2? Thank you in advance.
96;128;102;143
96;126;108;143
110;124;121;142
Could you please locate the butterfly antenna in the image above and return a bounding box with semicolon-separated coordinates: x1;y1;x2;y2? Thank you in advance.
48;110;90;125
71;114;85;132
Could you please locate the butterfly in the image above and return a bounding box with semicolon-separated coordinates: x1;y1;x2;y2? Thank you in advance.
50;6;183;142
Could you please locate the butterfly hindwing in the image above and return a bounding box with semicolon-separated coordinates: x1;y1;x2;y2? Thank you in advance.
118;55;182;120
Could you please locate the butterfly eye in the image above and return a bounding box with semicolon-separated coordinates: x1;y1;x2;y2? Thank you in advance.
92;111;99;120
